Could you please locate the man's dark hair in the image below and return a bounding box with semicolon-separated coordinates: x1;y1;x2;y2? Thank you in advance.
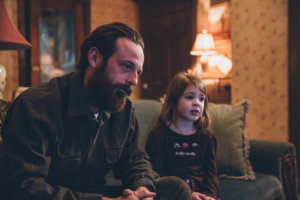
76;22;144;73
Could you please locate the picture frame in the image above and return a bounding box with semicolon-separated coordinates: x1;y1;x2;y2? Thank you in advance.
208;2;231;58
209;2;231;40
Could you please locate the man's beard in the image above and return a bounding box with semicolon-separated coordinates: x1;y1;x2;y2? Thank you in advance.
86;65;132;113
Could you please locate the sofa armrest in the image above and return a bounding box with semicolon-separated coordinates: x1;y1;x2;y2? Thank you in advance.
249;140;298;200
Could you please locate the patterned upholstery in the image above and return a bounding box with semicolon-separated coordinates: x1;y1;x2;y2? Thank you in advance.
0;99;10;147
282;154;298;200
0;86;27;146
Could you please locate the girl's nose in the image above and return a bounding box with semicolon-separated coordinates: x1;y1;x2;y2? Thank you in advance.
192;99;200;106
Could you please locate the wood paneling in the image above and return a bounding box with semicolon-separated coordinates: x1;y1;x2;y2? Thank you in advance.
137;0;197;100
288;0;300;192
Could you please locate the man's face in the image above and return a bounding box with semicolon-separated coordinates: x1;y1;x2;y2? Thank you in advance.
86;37;144;113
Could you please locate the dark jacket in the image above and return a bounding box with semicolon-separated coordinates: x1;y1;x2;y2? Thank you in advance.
0;72;157;200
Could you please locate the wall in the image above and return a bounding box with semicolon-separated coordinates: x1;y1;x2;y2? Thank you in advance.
196;0;210;32
90;0;139;31
0;0;19;101
0;0;141;101
0;0;290;142
90;0;141;99
231;0;288;141
90;0;290;141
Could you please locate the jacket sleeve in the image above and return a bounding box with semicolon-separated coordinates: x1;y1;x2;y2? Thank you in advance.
145;130;166;176
0;97;102;200
112;113;159;192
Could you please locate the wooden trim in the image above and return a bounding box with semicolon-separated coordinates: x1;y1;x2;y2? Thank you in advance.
29;0;40;85
288;0;300;192
18;0;31;86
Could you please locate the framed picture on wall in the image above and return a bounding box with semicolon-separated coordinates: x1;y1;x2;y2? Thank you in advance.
209;2;230;40
208;2;231;58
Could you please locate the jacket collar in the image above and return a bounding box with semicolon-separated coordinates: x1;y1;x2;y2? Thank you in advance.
67;72;93;118
67;72;111;120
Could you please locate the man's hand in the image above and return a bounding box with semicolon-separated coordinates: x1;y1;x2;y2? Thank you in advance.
102;186;156;200
192;192;216;200
123;186;156;200
102;194;138;200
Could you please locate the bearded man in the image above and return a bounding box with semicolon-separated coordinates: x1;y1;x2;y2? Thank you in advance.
0;23;191;200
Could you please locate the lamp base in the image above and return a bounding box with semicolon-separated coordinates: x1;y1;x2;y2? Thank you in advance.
201;61;209;72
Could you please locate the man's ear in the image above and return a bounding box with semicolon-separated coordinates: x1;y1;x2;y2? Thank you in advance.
88;47;102;68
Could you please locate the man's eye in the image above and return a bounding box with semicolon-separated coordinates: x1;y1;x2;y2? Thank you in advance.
124;65;131;70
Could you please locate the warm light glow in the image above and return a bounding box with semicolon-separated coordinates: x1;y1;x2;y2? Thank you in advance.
190;29;216;55
208;55;232;75
0;0;31;50
187;54;232;78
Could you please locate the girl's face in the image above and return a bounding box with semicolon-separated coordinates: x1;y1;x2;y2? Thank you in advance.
176;84;205;123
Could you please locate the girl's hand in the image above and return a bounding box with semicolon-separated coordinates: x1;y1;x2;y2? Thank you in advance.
191;192;216;200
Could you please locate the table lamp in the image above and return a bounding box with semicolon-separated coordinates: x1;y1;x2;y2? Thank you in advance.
0;0;31;50
0;0;31;99
190;29;216;73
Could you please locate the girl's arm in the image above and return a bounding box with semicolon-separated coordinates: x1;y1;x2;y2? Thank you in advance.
192;192;216;200
202;134;218;198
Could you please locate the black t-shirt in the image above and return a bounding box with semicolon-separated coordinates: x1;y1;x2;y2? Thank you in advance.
146;124;218;198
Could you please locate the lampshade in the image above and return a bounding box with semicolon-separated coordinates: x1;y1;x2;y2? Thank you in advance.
0;0;31;50
190;29;216;55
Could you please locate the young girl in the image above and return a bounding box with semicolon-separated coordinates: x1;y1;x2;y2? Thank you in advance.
146;72;218;200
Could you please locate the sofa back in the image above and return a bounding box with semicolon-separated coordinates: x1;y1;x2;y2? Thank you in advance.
132;99;162;146
132;99;257;181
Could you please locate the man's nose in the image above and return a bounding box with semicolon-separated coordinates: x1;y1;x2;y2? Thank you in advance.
126;71;138;86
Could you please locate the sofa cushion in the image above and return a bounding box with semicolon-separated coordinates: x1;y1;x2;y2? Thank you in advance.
218;173;283;200
208;101;255;180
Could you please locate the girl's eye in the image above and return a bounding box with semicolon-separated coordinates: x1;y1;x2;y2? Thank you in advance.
199;97;205;102
185;95;194;100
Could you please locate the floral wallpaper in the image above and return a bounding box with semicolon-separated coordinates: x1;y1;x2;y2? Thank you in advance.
90;0;140;32
231;0;288;141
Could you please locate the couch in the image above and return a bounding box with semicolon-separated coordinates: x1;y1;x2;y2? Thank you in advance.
105;99;298;200
0;98;297;200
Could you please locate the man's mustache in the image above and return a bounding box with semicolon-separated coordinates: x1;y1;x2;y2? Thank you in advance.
113;83;132;96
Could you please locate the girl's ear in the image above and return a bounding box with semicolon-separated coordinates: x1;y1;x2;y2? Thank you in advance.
88;47;102;68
